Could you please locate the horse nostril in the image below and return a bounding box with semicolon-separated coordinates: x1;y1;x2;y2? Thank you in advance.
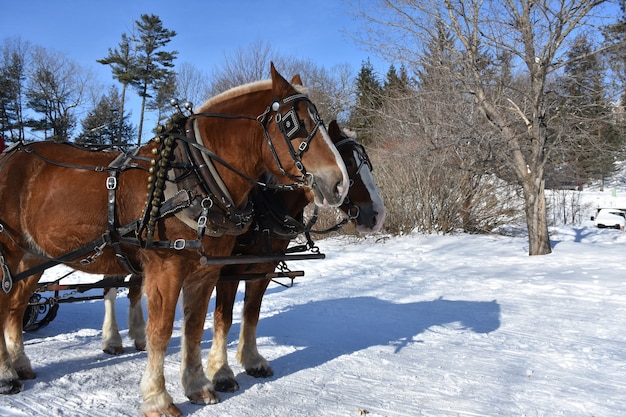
369;212;379;228
335;182;345;200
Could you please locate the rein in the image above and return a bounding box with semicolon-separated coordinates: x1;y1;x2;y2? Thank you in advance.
0;93;332;290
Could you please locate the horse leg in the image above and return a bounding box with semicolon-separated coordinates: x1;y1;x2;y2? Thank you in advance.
180;271;220;405
207;280;239;392
1;271;41;394
139;263;185;417
102;285;124;355
127;276;146;351
237;278;273;378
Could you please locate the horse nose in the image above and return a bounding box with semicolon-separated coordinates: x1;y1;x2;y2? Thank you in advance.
355;206;382;232
335;182;346;202
368;211;379;229
364;209;379;229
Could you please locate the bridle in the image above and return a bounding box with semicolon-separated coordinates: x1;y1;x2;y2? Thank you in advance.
137;93;328;246
255;93;326;183
333;137;374;221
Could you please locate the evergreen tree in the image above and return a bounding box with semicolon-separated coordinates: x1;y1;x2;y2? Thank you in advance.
1;41;27;142
383;64;410;96
350;58;383;145
76;86;135;149
132;14;177;146
97;33;137;146
603;0;626;103
149;70;177;125
554;34;622;188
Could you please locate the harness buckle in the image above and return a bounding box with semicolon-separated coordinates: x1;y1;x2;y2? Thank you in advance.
106;176;117;190
1;253;13;294
173;239;186;250
197;215;208;228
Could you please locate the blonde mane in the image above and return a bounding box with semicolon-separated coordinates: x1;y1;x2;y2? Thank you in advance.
194;79;273;113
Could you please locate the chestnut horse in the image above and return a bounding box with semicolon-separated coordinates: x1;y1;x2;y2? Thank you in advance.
99;120;385;358
208;119;385;391
0;65;349;417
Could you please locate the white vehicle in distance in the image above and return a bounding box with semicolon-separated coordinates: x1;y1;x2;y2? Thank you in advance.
591;208;626;230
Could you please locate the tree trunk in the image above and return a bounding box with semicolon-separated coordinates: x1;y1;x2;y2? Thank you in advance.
118;82;127;147
137;84;147;147
522;177;552;255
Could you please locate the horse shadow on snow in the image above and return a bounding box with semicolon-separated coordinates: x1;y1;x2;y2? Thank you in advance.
23;293;500;404
224;295;500;390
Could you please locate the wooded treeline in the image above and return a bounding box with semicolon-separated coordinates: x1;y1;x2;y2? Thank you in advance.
2;3;626;253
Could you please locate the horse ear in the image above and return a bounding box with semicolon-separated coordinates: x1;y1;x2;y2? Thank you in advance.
270;62;293;96
327;120;341;140
290;74;303;86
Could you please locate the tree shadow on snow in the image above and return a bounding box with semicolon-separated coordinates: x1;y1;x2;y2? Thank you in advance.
236;296;500;384
550;227;596;248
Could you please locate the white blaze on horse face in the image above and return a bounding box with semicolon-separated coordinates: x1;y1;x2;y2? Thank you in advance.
313;124;350;207
354;148;386;233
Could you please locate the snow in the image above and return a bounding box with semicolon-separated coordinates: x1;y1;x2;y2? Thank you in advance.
2;194;626;416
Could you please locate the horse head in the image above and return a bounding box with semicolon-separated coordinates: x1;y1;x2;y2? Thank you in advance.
328;120;386;233
192;64;349;210
262;64;349;208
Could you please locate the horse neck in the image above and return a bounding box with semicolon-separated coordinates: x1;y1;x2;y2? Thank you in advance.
194;84;308;208
194;108;266;208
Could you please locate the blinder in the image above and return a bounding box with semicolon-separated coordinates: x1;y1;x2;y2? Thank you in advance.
259;93;326;182
336;138;374;175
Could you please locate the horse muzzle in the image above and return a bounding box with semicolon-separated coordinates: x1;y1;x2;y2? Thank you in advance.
310;171;349;208
354;205;386;233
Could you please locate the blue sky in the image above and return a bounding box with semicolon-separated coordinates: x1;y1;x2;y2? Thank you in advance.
1;0;384;140
1;0;380;81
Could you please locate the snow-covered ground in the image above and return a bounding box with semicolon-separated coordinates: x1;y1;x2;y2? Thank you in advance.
1;191;626;417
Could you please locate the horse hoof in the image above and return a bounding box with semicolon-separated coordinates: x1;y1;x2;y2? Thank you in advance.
0;379;24;395
135;341;146;351
17;368;36;380
246;365;274;378
214;377;240;392
143;403;182;417
188;390;220;405
103;346;125;355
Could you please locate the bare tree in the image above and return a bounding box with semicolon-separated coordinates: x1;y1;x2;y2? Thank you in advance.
174;62;210;110
350;0;622;255
25;46;91;141
208;40;354;122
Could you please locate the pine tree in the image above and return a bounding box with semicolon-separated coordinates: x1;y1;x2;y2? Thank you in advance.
383;64;410;96
132;14;177;146
97;33;137;146
76;87;135;149
149;71;177;125
350;58;383;145
0;38;29;142
603;0;626;103
554;34;622;188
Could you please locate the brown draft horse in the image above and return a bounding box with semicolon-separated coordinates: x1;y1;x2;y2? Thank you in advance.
0;65;349;417
208;120;385;391
99;120;385;390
